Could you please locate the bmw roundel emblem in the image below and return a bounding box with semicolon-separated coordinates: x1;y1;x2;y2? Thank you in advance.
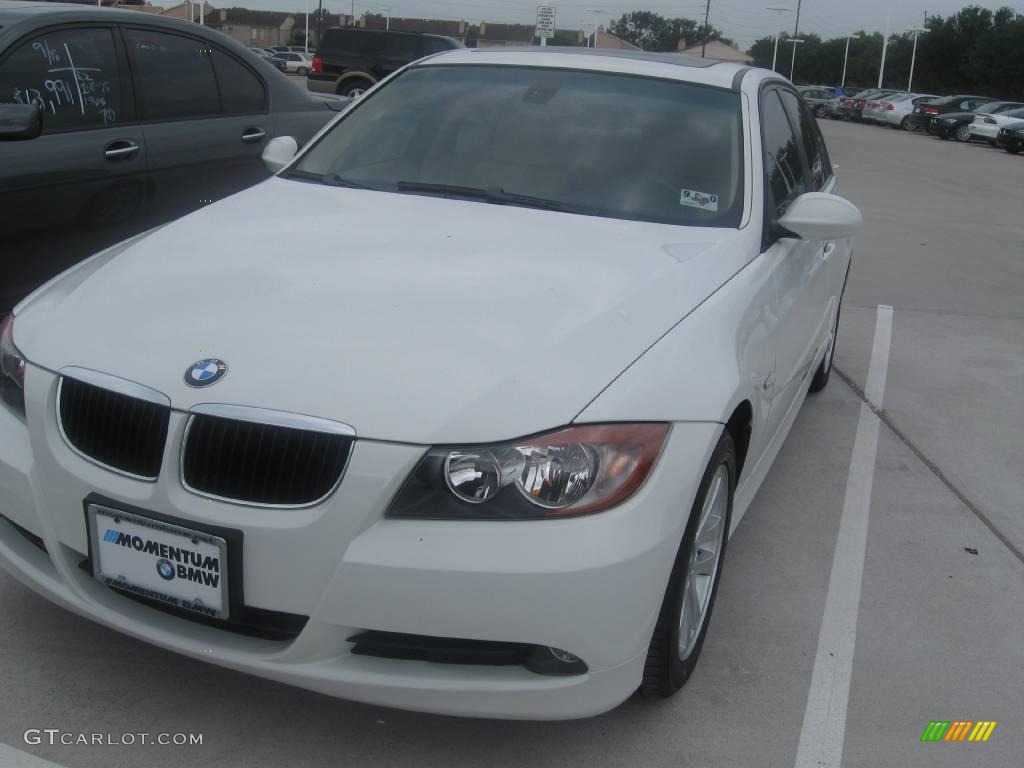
156;558;175;581
185;359;227;388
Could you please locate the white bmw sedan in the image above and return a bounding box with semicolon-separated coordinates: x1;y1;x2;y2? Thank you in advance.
0;48;861;720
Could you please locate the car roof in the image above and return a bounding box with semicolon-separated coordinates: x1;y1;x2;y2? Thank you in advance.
416;47;756;91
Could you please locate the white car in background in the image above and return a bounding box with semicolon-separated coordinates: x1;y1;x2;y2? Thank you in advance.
969;105;1024;145
0;48;861;720
272;51;312;75
868;93;940;129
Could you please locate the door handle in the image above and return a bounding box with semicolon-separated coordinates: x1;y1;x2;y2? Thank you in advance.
241;128;266;144
822;241;837;259
104;140;140;160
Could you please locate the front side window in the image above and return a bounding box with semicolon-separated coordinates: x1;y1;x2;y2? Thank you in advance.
125;29;219;120
0;28;121;132
780;90;830;190
286;65;744;228
761;89;809;215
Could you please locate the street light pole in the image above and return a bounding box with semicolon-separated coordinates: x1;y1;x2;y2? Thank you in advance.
383;6;391;30
585;8;604;49
788;38;804;79
878;5;892;88
767;7;790;72
841;33;861;88
305;0;309;52
789;0;802;79
907;26;927;91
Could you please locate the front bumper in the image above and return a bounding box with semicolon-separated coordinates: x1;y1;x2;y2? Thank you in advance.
906;113;933;131
996;134;1024;151
0;365;718;719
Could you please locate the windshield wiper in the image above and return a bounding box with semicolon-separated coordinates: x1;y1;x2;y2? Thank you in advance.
278;170;373;189
395;181;563;211
324;173;373;189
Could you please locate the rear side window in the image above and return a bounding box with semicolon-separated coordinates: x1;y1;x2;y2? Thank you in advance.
762;89;810;214
126;29;219;119
211;50;266;114
780;90;830;190
380;34;418;58
0;27;121;132
422;36;455;55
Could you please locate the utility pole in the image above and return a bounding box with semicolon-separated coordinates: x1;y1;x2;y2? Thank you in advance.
315;0;323;47
701;0;712;57
789;0;802;81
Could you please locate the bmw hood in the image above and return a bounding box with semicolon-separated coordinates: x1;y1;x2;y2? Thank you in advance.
14;178;747;444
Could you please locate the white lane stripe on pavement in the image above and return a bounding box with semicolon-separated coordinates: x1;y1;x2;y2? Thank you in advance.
793;304;893;768
0;744;69;768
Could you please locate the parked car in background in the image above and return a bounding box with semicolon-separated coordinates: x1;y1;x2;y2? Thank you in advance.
835;89;900;121
308;27;463;98
996;120;1024;153
273;51;313;75
906;94;998;132
0;47;862;721
249;46;274;62
969;106;1024;146
928;100;1024;141
0;2;348;312
797;85;839;118
868;93;940;129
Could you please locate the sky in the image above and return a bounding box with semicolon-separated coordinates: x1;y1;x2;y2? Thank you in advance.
231;0;1024;49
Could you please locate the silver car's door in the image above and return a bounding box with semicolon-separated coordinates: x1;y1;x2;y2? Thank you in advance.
758;86;827;441
121;26;272;224
0;24;147;312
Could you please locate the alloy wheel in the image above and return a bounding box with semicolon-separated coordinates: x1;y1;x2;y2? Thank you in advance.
678;464;728;661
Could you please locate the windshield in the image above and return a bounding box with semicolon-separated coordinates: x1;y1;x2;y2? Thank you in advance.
286;65;744;228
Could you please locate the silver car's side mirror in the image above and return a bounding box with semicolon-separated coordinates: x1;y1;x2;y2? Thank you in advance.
0;104;42;141
262;135;299;174
777;192;863;241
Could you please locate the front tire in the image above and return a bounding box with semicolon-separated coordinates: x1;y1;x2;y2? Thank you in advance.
955;124;972;142
814;105;827;118
640;431;735;698
297;67;309;76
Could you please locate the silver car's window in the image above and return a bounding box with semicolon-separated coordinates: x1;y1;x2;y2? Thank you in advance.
0;28;121;132
288;65;744;227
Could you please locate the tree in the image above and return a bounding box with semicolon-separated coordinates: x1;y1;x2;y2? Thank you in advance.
744;5;1024;98
608;10;725;52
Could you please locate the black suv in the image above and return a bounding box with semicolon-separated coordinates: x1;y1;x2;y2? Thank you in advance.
308;27;462;98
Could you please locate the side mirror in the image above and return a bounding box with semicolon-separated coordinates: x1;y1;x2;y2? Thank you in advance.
777;192;863;241
0;104;42;141
261;135;299;174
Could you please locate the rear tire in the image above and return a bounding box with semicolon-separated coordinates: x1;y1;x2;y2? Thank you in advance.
340;77;374;98
640;431;735;698
1007;146;1021;155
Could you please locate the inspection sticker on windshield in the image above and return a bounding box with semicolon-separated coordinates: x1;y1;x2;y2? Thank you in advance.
680;189;719;212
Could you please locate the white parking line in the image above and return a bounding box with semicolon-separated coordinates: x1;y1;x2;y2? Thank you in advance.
793;305;893;768
0;744;69;768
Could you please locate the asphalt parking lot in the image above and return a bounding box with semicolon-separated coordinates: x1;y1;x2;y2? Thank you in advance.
1;119;1022;768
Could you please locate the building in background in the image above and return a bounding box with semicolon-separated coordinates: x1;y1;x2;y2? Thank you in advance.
679;39;753;63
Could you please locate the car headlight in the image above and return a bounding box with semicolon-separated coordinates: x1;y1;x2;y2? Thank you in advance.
0;314;27;418
388;423;670;520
